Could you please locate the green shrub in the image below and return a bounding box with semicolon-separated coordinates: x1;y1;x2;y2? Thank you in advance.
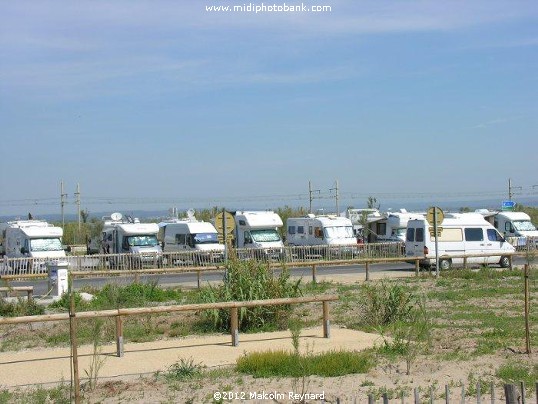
198;260;301;332
360;280;416;327
49;281;182;311
496;362;538;390
166;357;204;381
0;297;45;317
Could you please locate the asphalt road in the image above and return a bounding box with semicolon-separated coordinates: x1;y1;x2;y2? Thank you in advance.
5;256;530;297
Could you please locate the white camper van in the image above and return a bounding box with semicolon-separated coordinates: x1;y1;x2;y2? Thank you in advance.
286;214;357;258
405;213;515;270
158;217;225;263
376;210;424;242
0;220;67;272
492;211;538;247
92;213;162;268
233;211;285;260
287;215;356;246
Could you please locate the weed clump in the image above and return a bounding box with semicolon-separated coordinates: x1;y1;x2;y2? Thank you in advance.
199;260;301;332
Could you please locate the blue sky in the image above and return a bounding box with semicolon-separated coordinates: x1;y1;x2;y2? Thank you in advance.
1;0;537;216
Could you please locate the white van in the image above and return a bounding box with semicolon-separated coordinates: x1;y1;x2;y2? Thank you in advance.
405;213;515;270
158;220;225;263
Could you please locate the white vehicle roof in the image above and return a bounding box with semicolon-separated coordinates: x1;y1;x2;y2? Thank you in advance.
496;211;532;221
2;220;63;238
411;213;493;227
288;215;353;227
116;222;159;235
235;211;283;228
160;221;218;233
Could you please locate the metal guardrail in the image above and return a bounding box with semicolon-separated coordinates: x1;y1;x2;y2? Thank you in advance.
0;243;405;276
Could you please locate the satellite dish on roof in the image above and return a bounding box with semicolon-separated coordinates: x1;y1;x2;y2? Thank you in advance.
111;212;123;221
186;209;196;221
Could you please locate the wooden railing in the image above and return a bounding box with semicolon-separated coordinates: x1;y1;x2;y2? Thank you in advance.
0;294;339;354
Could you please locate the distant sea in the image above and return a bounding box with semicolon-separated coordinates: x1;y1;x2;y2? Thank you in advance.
2;196;537;223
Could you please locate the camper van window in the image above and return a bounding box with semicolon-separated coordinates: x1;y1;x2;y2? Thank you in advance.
324;226;354;239
513;220;536;231
406;228;415;242
309;226;313;235
464;228;483;242
175;234;186;245
297;226;305;234
416;228;424;242
250;229;281;243
30;238;63;252
193;233;219;244
126;235;159;247
430;228;462;242
487;229;503;242
288;226;296;235
314;227;323;238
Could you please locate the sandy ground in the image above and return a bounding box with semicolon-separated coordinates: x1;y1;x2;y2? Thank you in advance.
0;326;382;388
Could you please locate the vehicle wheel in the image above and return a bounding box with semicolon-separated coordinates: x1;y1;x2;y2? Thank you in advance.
499;255;510;268
439;259;451;271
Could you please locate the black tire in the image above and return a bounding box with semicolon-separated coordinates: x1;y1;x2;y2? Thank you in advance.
499;255;510;268
439;259;451;271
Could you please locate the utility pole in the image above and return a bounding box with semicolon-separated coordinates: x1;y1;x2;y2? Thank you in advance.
308;180;320;214
329;180;339;215
508;178;522;201
60;180;68;229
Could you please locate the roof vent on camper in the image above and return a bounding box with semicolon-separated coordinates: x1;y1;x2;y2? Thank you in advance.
307;214;316;218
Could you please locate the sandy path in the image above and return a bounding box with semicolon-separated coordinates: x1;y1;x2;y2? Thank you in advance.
0;326;383;388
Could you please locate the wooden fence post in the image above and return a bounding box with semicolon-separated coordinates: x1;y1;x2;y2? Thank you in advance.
415;259;420;277
503;384;519;404
312;264;317;284
69;290;81;404
116;315;124;357
414;387;420;404
365;261;370;281
382;392;388;404
367;394;374;404
490;382;495;404
445;384;449;404
524;264;531;354
520;381;525;404
460;384;465;404
197;270;201;289
322;300;330;338
477;382;481;404
230;307;239;347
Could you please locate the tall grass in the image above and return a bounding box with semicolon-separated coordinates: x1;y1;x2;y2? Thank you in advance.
236;349;374;378
198;260;301;332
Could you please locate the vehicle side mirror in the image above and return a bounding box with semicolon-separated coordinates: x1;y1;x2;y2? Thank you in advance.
64;245;72;252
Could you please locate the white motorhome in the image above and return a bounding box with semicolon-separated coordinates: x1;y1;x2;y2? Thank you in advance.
0;220;66;259
0;220;67;273
92;213;162;268
374;210;425;242
492;211;538;247
345;208;383;242
405;213;515;270
286;215;356;247
158;216;225;263
233;211;285;259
